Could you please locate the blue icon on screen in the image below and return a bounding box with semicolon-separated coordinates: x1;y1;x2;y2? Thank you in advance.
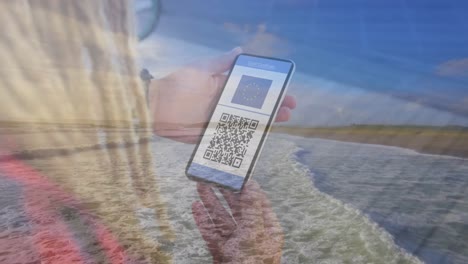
231;75;272;109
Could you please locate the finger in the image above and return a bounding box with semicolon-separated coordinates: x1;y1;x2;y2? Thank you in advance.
239;181;265;240
197;183;236;236
209;74;229;100
281;95;297;109
245;183;284;259
240;180;262;200
197;47;243;74
192;201;221;260
214;74;228;90
192;200;216;239
245;191;283;261
219;188;242;223
274;107;291;122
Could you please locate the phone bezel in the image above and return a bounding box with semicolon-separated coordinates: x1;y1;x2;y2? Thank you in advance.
185;53;295;192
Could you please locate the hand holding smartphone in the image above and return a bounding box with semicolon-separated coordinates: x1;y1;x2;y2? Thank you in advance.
186;54;295;192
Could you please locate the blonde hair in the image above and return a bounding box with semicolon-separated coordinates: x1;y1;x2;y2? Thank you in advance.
0;1;173;262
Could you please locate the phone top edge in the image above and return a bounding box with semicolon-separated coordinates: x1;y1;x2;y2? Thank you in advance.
237;53;296;65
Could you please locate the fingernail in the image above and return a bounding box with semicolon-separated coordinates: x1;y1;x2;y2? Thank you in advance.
231;46;243;54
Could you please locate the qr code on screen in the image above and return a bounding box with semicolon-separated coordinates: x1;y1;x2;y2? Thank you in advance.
203;113;259;168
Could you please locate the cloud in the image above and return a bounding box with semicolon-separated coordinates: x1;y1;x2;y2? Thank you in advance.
435;58;468;77
405;101;423;111
286;74;468;127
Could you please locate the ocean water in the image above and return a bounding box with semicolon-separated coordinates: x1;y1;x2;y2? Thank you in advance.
287;135;468;264
153;134;422;263
153;133;468;263
1;131;467;263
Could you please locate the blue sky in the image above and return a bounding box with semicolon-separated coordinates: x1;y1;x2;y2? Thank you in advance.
151;0;468;125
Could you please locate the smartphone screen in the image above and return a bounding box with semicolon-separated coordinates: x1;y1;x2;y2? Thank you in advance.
186;54;295;191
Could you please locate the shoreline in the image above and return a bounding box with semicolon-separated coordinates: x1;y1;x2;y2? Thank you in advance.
272;125;468;159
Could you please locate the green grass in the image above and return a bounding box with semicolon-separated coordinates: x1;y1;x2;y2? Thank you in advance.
273;125;468;158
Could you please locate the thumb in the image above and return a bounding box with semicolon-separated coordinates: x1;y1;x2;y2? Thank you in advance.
198;47;243;74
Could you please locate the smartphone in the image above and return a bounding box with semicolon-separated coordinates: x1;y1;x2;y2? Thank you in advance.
186;54;295;192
